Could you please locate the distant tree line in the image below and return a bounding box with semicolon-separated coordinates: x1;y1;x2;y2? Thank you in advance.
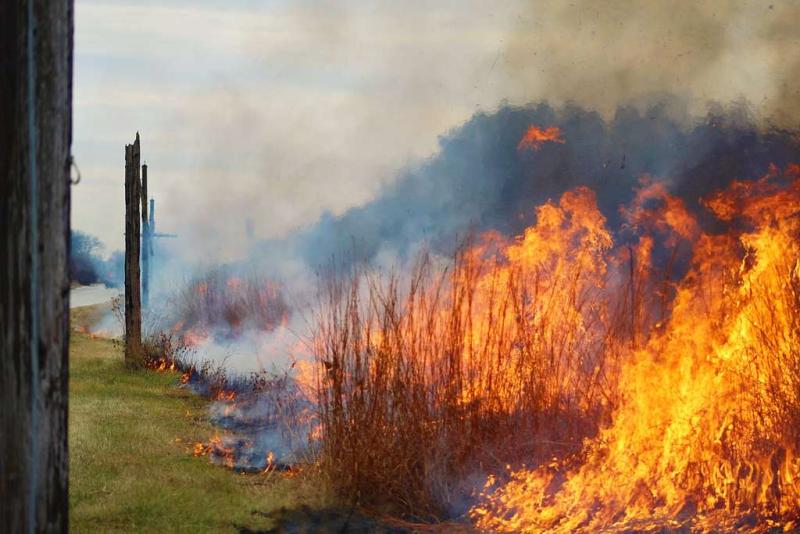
70;230;123;287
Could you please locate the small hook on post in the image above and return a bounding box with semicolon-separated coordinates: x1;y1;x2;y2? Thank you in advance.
69;155;81;185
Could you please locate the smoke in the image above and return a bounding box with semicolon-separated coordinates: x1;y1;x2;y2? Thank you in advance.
161;96;799;369
172;1;800;263
74;1;800;474
499;1;800;127
256;99;799;269
74;1;800;262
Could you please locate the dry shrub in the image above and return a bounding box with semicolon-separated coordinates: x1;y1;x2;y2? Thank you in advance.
751;260;800;444
137;267;294;395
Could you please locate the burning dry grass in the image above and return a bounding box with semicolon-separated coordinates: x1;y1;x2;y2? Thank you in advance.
126;267;321;479
312;188;624;518
167;267;289;341
113;152;798;530
136;267;291;397
311;167;800;530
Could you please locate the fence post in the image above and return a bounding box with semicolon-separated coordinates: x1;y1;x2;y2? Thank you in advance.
124;133;142;365
0;1;73;529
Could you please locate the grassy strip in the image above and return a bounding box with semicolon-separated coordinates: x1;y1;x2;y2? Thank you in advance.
69;325;327;533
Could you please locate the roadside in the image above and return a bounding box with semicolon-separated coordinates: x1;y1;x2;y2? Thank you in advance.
69;306;330;533
69;305;436;533
70;284;120;308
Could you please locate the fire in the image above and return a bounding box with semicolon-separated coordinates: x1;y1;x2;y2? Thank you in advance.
312;152;799;528
517;125;565;152
469;165;800;532
263;451;275;473
293;359;317;398
213;390;237;402
180;370;192;384
194;433;236;469
145;352;177;373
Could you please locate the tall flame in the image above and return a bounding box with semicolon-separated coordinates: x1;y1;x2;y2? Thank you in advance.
311;128;799;529
470;165;800;532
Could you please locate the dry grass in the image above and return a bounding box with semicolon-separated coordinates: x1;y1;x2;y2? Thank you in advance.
69;330;331;533
311;242;635;518
309;183;800;523
743;257;800;447
164;267;289;338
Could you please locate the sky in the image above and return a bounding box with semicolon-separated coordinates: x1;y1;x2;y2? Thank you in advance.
73;0;800;261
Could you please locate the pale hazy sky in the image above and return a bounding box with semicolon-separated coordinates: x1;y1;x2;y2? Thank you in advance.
73;0;799;261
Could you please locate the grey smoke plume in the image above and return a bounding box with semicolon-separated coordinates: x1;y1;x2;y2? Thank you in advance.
499;1;800;127
78;1;798;263
74;1;800;474
257;99;799;269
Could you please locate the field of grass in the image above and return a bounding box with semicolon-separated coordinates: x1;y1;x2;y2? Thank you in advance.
69;310;329;533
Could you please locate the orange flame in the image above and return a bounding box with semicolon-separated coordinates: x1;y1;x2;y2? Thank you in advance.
194;433;236;469
312;164;800;531
213;390;237;402
517;125;566;152
263;451;275;473
470;166;800;532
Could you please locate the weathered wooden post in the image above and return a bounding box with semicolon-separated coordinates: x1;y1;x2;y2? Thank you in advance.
0;0;73;530
124;133;143;365
141;162;150;306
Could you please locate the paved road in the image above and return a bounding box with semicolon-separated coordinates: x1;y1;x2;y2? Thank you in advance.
70;284;121;308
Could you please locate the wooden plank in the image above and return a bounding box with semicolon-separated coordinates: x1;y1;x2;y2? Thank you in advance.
0;0;73;530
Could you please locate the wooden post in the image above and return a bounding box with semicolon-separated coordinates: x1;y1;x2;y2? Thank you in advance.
141;162;149;306
0;0;73;530
124;133;142;365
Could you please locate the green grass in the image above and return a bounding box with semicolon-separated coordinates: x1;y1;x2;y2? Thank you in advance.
69;324;328;533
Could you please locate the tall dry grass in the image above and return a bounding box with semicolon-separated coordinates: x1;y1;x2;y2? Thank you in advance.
738;253;800;450
309;178;800;522
311;239;638;517
167;267;289;338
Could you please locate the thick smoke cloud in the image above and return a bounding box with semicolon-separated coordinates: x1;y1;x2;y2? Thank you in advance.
256;100;799;269
74;1;800;263
500;1;800;127
233;0;800;264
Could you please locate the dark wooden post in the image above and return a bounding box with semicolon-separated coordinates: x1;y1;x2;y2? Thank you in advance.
141;162;149;306
124;133;142;365
0;0;73;531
